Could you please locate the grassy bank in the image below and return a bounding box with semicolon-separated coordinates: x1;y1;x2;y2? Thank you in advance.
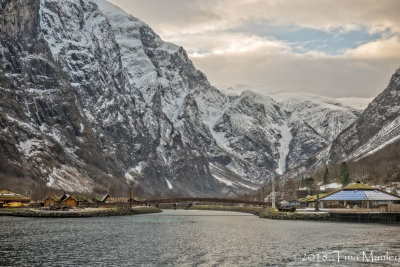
0;206;161;218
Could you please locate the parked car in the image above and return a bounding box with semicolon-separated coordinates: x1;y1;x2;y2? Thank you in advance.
277;204;296;212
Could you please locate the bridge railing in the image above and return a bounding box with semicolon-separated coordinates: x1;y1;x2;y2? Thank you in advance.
133;197;269;206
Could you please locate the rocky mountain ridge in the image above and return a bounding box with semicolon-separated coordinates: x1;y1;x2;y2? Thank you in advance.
280;68;400;183
0;0;367;197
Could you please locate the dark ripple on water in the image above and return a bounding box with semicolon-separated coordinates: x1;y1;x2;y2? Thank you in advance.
0;210;399;266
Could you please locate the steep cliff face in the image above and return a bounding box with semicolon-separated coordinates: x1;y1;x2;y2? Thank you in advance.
329;68;400;162
0;0;116;193
94;0;353;183
38;0;232;196
0;0;362;196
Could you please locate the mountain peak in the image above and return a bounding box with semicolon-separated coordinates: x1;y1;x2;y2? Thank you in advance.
0;0;368;197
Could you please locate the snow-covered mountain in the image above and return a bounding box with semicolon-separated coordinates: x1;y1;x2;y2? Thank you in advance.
330;68;400;162
270;92;366;142
0;0;365;196
280;68;400;182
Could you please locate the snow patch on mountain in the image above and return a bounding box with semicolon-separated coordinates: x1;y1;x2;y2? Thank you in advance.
47;165;95;193
18;139;44;157
352;114;400;160
166;178;173;190
276;122;292;175
212;173;235;187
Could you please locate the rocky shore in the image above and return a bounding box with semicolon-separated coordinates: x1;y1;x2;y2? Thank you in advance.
188;205;331;221
259;209;331;221
0;207;161;218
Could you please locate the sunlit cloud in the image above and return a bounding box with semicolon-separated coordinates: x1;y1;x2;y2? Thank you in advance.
166;33;292;57
344;36;400;59
107;0;400;97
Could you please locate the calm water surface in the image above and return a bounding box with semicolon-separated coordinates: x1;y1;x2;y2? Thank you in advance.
0;210;399;266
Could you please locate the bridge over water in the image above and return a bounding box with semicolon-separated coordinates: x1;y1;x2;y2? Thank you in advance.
133;198;269;206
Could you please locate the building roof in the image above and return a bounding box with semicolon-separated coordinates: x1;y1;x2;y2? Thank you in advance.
58;194;91;202
0;190;31;201
296;189;325;198
298;193;329;202
71;195;90;202
62;195;78;201
44;195;63;201
342;183;375;190
322;189;400;201
93;194;110;202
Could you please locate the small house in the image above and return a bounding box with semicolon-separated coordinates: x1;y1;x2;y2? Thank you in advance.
44;195;62;207
62;195;78;207
92;194;110;204
0;190;31;208
61;195;91;207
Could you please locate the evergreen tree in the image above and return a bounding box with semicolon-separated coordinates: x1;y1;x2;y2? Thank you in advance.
304;176;314;189
339;162;350;186
323;168;329;184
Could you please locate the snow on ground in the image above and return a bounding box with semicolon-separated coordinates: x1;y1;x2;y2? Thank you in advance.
300;182;343;192
17;139;43;157
319;182;342;191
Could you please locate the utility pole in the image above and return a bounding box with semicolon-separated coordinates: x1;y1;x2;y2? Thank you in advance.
271;168;277;209
261;186;265;204
129;184;133;206
272;177;276;209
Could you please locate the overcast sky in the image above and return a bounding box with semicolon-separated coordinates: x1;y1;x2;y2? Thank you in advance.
107;0;400;98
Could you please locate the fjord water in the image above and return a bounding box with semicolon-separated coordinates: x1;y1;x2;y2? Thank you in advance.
0;210;399;266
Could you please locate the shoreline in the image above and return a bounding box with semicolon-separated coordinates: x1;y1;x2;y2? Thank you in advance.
187;205;400;224
259;208;330;221
2;205;398;223
0;206;161;218
187;205;329;220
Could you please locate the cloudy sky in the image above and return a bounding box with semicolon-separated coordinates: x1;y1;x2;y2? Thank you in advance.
108;0;400;98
